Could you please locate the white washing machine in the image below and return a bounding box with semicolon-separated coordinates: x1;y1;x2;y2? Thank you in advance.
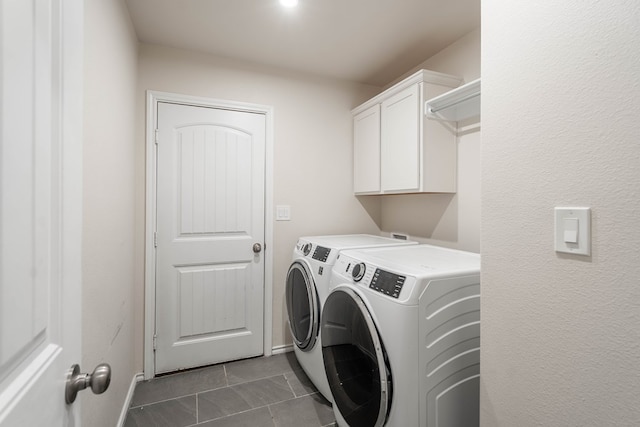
322;244;481;427
285;234;416;403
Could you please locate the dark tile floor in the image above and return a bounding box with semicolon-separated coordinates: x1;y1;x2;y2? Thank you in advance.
124;352;336;427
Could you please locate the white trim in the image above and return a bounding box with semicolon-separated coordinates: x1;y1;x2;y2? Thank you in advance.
271;344;294;355
117;372;144;426
144;90;274;379
263;105;274;358
351;69;462;115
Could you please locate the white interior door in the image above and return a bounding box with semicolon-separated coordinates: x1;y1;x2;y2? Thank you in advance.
155;102;266;374
0;0;82;425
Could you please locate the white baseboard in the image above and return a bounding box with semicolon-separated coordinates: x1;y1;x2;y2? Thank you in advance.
271;343;293;355
117;372;144;427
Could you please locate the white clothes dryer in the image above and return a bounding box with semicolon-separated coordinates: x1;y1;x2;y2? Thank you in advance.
322;244;481;427
285;234;416;403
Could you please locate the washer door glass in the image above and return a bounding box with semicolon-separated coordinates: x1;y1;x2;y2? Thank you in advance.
321;288;391;427
285;261;319;351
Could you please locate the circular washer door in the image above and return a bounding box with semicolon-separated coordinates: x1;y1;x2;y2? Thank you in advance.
285;260;319;351
321;287;391;427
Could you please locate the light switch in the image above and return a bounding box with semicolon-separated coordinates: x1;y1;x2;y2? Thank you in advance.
555;207;591;256
563;218;579;243
276;205;291;221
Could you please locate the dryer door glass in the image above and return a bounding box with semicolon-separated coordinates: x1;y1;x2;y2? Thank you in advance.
285;261;319;351
321;288;390;427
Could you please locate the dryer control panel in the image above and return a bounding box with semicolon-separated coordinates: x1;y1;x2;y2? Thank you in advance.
338;256;406;299
370;269;406;299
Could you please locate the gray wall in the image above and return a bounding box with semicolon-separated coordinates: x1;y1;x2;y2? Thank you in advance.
82;0;138;425
481;1;640;425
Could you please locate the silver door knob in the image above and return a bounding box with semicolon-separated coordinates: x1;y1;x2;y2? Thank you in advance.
253;243;262;253
65;363;111;404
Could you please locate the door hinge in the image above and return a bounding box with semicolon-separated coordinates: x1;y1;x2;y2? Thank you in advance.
154;129;159;145
154;231;158;247
153;334;157;351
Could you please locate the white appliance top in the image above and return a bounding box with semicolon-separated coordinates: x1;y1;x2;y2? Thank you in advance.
333;244;480;303
299;234;415;251
294;234;417;268
340;244;480;279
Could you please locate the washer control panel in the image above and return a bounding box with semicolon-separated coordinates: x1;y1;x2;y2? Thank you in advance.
312;245;331;262
370;268;405;299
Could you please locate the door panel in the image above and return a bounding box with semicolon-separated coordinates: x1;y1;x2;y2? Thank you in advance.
0;0;82;424
380;84;420;192
177;264;250;337
353;104;381;194
155;102;265;374
177;126;252;235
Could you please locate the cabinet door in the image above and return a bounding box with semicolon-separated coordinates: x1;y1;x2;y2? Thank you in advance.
381;84;420;192
353;104;381;194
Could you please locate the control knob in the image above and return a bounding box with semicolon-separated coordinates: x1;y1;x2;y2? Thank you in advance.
352;263;366;282
302;243;312;256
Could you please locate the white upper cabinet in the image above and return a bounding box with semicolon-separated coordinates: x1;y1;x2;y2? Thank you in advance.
352;70;461;195
353;104;381;193
381;83;421;192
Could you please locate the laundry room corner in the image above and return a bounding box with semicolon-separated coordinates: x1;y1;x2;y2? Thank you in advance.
134;44;387;361
378;28;481;253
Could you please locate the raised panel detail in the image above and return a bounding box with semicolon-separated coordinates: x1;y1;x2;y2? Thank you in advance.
178;126;252;236
1;0;50;376
353;104;381;194
177;264;250;338
381;84;420;192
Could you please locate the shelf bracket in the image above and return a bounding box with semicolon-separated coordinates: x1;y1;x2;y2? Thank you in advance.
425;78;481;122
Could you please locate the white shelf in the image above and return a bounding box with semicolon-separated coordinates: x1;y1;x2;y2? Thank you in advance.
425;78;481;122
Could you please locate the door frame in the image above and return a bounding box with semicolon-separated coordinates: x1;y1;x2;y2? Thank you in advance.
144;91;274;379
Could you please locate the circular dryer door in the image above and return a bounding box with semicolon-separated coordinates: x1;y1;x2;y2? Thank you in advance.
285;260;319;351
321;288;391;427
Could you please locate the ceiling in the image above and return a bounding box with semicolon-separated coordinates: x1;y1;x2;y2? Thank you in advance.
124;0;480;87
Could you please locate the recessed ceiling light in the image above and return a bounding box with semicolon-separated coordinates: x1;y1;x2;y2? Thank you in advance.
280;0;298;7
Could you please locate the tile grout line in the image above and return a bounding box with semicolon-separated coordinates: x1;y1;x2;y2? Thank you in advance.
266;403;277;427
191;406;271;426
131;369;297;409
129;392;197;410
223;363;229;387
193;383;317;426
283;372;297;397
195;390;199;425
131;355;319;425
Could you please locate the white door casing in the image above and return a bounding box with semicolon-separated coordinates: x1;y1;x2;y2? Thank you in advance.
0;0;83;425
145;93;274;377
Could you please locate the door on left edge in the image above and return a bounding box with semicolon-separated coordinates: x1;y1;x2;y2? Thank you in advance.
0;0;83;425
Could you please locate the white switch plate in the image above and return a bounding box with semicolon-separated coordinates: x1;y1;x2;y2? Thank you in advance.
276;205;291;221
554;207;591;256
